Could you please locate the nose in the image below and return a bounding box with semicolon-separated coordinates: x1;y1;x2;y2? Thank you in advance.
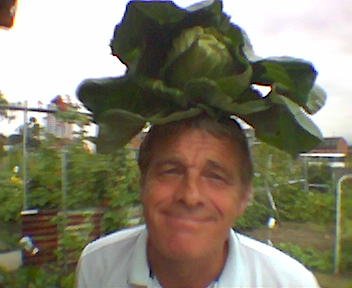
174;172;203;207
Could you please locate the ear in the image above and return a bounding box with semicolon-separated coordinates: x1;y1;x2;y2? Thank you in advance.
238;185;252;216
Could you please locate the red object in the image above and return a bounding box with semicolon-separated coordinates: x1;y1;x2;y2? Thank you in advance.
0;0;17;28
51;96;69;111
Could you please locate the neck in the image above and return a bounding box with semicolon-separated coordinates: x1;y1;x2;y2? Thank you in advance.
148;241;228;288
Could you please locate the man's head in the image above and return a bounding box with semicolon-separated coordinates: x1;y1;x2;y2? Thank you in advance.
138;114;253;186
138;114;253;262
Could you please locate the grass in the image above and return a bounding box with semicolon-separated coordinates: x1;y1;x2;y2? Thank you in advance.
245;221;352;288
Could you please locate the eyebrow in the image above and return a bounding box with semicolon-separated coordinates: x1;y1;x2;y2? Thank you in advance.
153;157;184;168
205;160;235;181
154;158;229;170
206;160;228;172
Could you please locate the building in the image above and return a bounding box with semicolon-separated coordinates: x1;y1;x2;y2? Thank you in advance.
300;137;349;168
45;96;74;139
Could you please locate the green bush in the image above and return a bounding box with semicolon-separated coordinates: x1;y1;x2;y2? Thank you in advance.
276;242;333;272
0;265;75;288
0;171;22;222
274;186;335;224
341;181;352;272
235;190;273;231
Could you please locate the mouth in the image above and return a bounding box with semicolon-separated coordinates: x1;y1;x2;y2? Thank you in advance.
163;211;214;226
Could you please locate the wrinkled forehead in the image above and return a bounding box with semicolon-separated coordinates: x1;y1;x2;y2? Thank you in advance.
144;126;243;171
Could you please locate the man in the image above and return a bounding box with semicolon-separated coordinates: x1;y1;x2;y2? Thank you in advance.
76;115;320;287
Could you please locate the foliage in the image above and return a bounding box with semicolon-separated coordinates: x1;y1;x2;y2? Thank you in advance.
234;141;335;230
276;242;333;272
307;161;332;189
0;90;9;119
0;265;75;288
341;180;352;272
251;142;304;189
235;196;272;230
273;186;335;223
26;137;62;208
0;163;22;222
0;136;140;212
7;117;41;149
77;0;325;156
100;149;141;234
55;109;90;128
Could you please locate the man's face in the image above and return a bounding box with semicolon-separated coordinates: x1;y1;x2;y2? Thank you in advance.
141;128;250;261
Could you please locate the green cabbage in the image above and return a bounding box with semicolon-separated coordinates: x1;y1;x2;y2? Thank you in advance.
77;0;326;156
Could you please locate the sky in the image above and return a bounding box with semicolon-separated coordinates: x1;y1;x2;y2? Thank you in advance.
0;0;351;143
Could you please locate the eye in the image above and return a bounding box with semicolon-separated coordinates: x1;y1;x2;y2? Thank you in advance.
204;171;226;183
157;163;184;177
162;167;182;175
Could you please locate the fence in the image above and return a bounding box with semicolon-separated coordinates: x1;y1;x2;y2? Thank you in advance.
21;208;104;266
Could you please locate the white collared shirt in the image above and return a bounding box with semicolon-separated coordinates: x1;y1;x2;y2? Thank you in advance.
76;225;320;288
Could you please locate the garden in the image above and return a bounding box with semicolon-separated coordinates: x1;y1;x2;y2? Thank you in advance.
0;121;351;287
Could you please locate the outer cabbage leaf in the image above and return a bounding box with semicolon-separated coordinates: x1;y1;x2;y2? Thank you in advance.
110;1;186;71
96;109;146;154
305;85;327;115
244;92;323;156
77;76;175;121
147;107;202;125
252;57;317;109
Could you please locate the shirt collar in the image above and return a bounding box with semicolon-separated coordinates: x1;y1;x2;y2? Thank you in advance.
127;227;151;287
216;229;243;287
127;227;239;288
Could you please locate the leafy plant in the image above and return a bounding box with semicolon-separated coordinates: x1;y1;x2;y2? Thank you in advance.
0;163;23;222
341;181;352;272
77;0;325;156
235;196;272;230
277;242;333;272
274;186;335;224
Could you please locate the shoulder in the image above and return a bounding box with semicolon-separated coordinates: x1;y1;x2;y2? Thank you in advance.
76;225;146;288
233;231;320;286
81;225;145;257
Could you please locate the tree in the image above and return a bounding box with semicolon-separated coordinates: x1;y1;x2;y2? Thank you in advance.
0;90;9;119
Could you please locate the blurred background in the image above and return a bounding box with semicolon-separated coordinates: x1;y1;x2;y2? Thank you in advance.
0;1;351;287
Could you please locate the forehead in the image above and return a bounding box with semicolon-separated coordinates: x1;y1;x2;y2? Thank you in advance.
149;128;240;168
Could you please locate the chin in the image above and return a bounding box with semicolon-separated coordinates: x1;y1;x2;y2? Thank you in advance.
158;230;217;261
162;242;208;261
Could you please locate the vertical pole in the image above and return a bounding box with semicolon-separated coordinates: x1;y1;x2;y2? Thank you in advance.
303;156;309;192
61;146;68;272
334;174;352;274
22;101;28;210
61;147;68;212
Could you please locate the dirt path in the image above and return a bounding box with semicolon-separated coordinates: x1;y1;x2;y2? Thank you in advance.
244;221;335;250
244;221;352;288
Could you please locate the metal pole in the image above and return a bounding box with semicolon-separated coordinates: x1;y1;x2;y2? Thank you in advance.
61;146;69;272
61;147;68;212
22;101;28;210
303;157;309;192
334;174;352;274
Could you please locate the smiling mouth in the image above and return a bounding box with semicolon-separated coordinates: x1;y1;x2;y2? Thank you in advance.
163;212;214;224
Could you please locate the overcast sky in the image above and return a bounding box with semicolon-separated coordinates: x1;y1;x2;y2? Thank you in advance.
0;0;351;143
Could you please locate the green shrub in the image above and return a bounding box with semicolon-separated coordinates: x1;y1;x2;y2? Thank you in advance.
235;195;272;231
0;171;22;222
274;186;335;224
276;242;333;273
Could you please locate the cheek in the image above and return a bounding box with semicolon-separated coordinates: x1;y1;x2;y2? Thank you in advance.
141;180;173;211
208;192;244;221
